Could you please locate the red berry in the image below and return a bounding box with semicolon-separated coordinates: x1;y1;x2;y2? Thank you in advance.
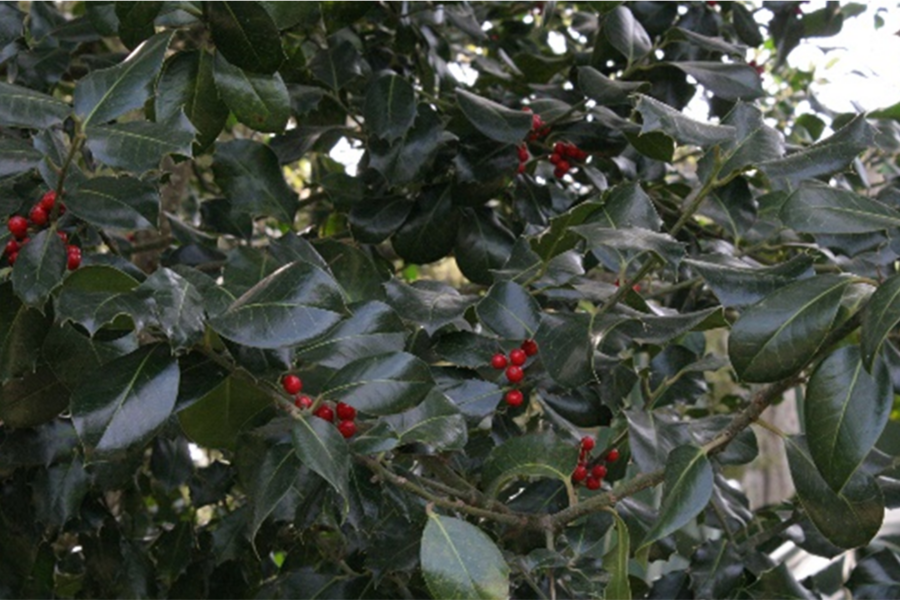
294;395;312;409
521;339;538;356
553;166;568;179
572;148;588;161
586;477;601;491
7;216;27;239
39;191;57;211
29;205;48;227
581;436;595;452
606;448;620;463
66;245;81;270
505;365;524;383
7;251;17;266
491;353;508;370
336;401;357;421
517;145;529;162
553;142;565;154
522;106;532;112
572;464;588;482
509;348;527;366
517;162;526;174
57;202;66;216
4;239;19;256
282;374;302;395
505;389;524;407
549;152;562;165
531;114;543;130
337;419;357;438
557;160;570;173
56;231;68;243
314;405;334;422
591;464;607;479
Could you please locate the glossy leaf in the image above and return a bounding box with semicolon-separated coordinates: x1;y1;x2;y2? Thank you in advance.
364;72;417;142
578;65;647;106
728;275;852;383
348;196;413;243
684;254;815;308
535;312;594;388
847;549;900;600
603;510;632;600
384;279;477;335
42;323;137;389
309;39;363;90
314;239;386;304
85;111;195;173
0;81;71;129
455;208;516;285
67;175;159;231
436;371;504;420
54;265;140;336
690;538;746;599
421;513;509;600
74;31;173;127
781;183;900;234
130;268;206;350
0;368;69;428
634;94;735;147
604;5;652;66
115;1;161;49
210;261;346;349
0;138;43;178
384;389;467;450
760;115;874;188
369;104;444;187
392;185;460;264
475;281;541;341
322;352;433;415
11;228;67;308
670;61;763;100
592;181;662;232
207;1;284;75
456;89;532;144
862;273;900;369
718;102;784;177
212;139;297;221
32;457;89;528
572;224;686;267
296;300;406;370
214;52;290;133
156;49;228;151
71;344;180;457
179;375;272;450
0;283;51;381
640;445;713;549
291;415;350;501
787;436;884;549
481;433;576;498
805;346;891;491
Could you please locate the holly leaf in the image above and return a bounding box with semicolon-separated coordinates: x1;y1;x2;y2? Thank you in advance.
214;52;290;133
54;265;141;336
207;0;284;74
604;5;652;66
0;81;71;129
781;183;900;234
383;389;467;450
0;283;51;381
670;62;763;101
290;415;350;502
11;228;67;308
0;138;43;178
481;433;576;498
684;254;815;308
475;281;541;341
364;72;417;142
212;139;297;221
861;273;900;369
322;352;433;415
85;111;195;173
634;94;735;148
0;368;69;428
456;89;532;144
156;49;229;151
179;375;272;451
66;176;159;231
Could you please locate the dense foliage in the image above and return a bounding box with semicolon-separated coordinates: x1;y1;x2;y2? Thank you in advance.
3;1;900;598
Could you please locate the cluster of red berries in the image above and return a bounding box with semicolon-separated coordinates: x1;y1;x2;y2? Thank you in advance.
516;144;530;175
523;107;550;141
548;141;588;179
282;374;358;439
571;436;620;491
4;191;80;270
491;338;539;407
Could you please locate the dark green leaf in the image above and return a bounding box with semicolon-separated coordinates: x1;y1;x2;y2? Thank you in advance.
348;196;413;243
214;52;290;133
732;3;764;46
66;176;159;230
664;27;746;56
296;300;406;369
685;254;815;308
43;323;137;389
624;130;675;162
862;273;900;369
634;94;735;147
54;265;140;336
384;389;467;450
805;346;892;491
369;104;446;187
640;445;713;549
179;375;272;450
571;224;686;267
212;139;297;221
476;281;541;341
728;275;852;383
759;115;874;189
591;181;662;231
210;261;346;349
0;81;71;129
115;1;162;49
670;62;763;101
71;344;179;457
847;549;900;600
384;279;476;335
530;202;601;261
313;239;386;304
781;183;900;234
0;138;43;178
482;433;576;498
433;331;500;370
364;72;417;142
719;102;784;177
74;31;173;126
11;228;66;308
743;563;817;600
130;268;206;350
604;6;652;65
455;208;516;285
309;39;363;90
207;1;284;74
392;186;460;264
577;66;647;106
604;510;632;600
85;111;195;173
0;368;69;428
291;415;350;501
626;409;690;472
633;307;725;345
259;2;315;29
32;457;89;528
0;283;51;381
787;436;884;549
175;352;230;412
535;312;595;388
421;513;509;600
436;371;504;420
456;89;532;145
322;352;433;415
156;49;229;151
690;538;746;599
